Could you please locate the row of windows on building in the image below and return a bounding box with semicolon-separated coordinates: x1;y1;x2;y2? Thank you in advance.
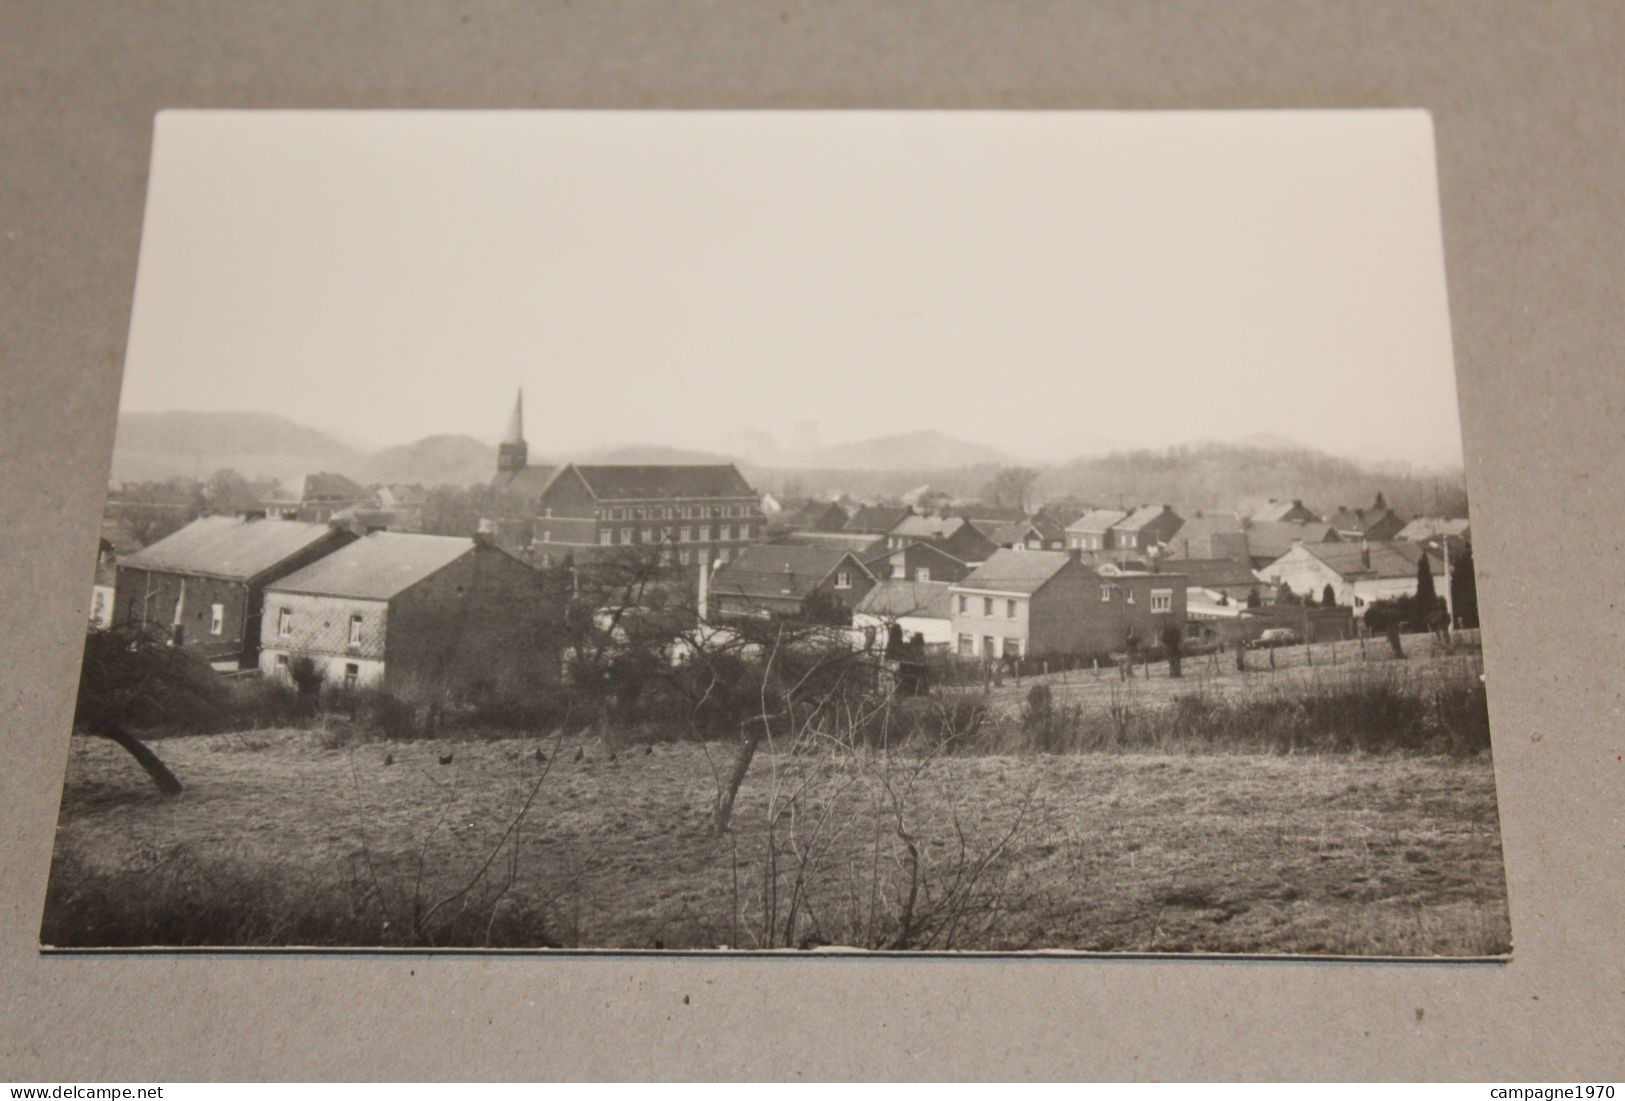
955;594;1023;620
957;634;1024;660
537;544;744;570
591;523;759;547
162;599;227;635
541;503;757;522
274;606;366;647
950;587;1176;616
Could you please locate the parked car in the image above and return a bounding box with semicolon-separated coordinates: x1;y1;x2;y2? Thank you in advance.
1249;627;1301;649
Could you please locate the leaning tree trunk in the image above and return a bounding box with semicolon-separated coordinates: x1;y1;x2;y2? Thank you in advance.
93;725;182;795
713;726;765;834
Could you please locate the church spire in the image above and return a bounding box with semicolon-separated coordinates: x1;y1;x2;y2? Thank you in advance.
503;387;525;445
497;387;528;474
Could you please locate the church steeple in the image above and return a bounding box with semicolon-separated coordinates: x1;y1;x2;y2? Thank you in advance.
497;388;528;473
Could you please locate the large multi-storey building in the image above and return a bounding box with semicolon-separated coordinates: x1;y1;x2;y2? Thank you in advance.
484;390;763;569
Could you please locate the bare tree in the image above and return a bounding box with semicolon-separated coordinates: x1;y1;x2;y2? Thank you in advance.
984;466;1039;512
71;626;219;793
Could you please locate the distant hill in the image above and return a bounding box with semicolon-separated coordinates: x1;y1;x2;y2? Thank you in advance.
1037;442;1467;519
108;412;1467;519
571;444;740;466
359;434;496;487
112;412;363;483
785;430;1016;471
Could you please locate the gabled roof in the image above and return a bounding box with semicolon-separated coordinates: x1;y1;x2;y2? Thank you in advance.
1115;505;1177;533
120;517;343;582
854;579;953;620
712;544;871;602
789;500;849;526
571;464;755;501
269;471;370;504
1165;557;1262;589
981;518;1060;546
489;464;560;497
1326;507;1402;534
1066;508;1128;534
864;540;966;571
1295;540;1444;581
1250;498;1318;523
952;549;1078;595
844;504;912;534
1027;515;1065;542
268;532;478;600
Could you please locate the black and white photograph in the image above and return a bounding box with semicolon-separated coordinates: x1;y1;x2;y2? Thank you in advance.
40;110;1508;956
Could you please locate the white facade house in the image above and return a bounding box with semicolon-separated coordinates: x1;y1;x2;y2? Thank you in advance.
852;579;955;649
1260;541;1445;615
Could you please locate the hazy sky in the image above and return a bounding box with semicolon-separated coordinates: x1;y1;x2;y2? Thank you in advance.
120;110;1464;466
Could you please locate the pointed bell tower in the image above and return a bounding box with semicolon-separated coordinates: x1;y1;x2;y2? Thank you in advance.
497;388;528;474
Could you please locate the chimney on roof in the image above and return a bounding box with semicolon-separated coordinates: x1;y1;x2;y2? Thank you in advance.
780;562;795;594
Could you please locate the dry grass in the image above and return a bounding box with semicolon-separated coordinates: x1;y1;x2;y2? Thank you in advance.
41;723;1510;955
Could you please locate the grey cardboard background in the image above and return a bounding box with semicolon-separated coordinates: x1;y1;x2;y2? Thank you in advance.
2;0;1622;1081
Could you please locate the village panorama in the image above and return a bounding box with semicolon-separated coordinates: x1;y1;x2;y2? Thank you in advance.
39;110;1507;956
41;390;1506;956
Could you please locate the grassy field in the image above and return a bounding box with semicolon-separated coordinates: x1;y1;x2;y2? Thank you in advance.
42;640;1511;955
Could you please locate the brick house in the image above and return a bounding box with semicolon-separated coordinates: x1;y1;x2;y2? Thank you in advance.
947;549;1187;662
709;543;877;623
259;532;560;695
1064;508;1128;552
883;515;999;564
112;516;355;668
1112;504;1184;553
528;463;764;569
480;390;762;567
